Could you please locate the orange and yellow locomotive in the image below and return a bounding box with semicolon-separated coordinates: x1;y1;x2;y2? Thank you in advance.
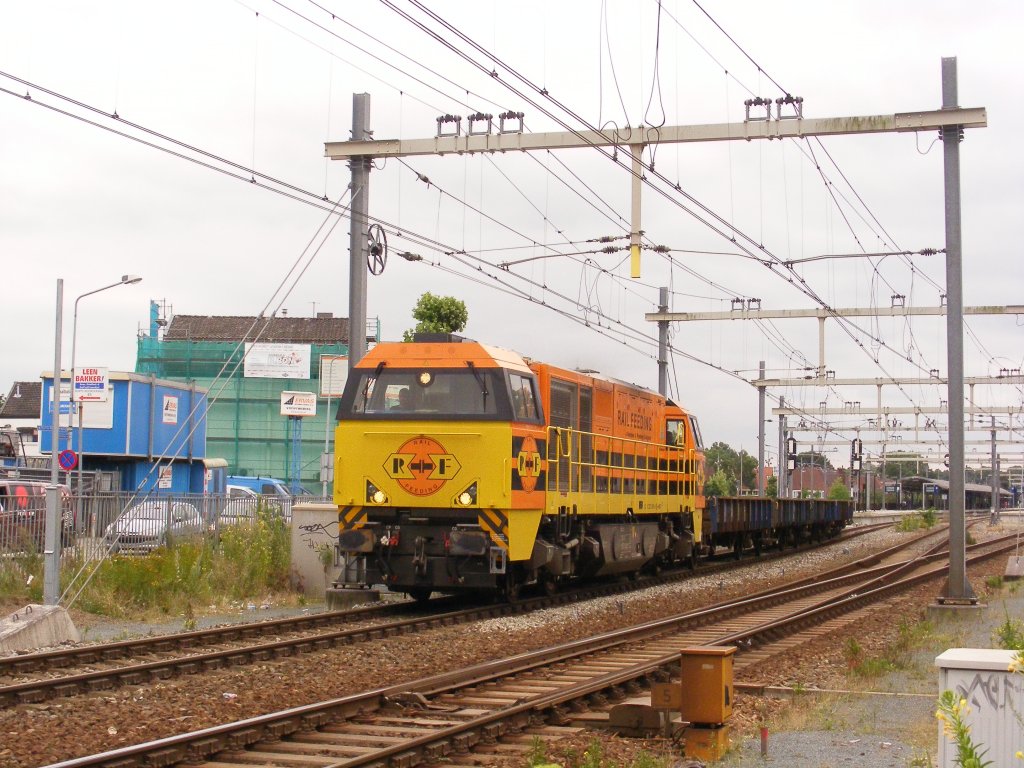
333;334;706;600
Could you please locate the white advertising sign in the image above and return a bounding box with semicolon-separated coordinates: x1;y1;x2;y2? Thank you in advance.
319;355;349;397
244;343;311;379
281;390;317;417
162;395;178;425
73;367;109;402
158;465;173;489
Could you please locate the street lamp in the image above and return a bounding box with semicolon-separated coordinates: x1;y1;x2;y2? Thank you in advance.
67;275;142;536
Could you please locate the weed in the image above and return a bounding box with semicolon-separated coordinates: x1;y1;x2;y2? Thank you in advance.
629;753;669;768
0;506;294;620
526;736;548;766
984;575;1003;591
843;637;863;669
852;657;896;678
993;605;1024;651
936;690;993;767
966;531;976;546
896;515;924;532
920;508;938;527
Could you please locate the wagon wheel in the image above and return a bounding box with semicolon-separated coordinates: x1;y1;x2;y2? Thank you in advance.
407;587;432;603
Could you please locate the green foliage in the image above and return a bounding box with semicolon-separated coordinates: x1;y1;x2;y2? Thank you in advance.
703;442;758;494
403;292;468;341
796;451;834;470
880;452;926;479
704;468;733;497
0;506;294;619
994;605;1024;651
984;575;1003;590
852;657;896;678
936;690;993;767
843;636;863;668
528;738;669;768
896;510;938;532
827;477;852;500
765;474;778;497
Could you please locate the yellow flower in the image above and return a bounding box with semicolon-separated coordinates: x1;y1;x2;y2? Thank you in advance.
1016;750;1023;759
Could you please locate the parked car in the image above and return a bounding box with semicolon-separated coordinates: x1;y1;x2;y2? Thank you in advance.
225;475;310;519
0;479;74;551
103;499;203;554
215;485;285;529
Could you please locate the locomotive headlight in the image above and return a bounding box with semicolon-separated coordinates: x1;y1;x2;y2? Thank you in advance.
417;371;433;387
454;482;478;506
366;480;388;504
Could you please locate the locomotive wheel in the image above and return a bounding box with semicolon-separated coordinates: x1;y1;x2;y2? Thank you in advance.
503;574;522;603
408;588;432;603
542;576;559;596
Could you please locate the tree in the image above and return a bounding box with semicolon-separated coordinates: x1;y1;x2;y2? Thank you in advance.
704;468;733;497
827;477;852;501
765;475;778;498
403;292;468;341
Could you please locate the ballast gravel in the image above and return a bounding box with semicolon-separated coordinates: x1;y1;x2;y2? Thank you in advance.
0;521;1016;767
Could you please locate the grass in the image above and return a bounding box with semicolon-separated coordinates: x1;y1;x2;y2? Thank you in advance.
524;737;672;768
895;509;939;532
0;508;294;619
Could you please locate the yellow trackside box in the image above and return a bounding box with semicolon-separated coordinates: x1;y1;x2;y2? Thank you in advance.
679;645;735;725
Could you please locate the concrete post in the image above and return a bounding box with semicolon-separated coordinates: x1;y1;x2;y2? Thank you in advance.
44;279;63;605
939;57;974;603
348;93;371;371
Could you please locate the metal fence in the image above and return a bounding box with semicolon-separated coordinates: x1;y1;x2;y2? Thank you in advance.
0;492;334;562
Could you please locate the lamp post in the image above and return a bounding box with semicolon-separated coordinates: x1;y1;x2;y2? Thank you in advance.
68;275;142;538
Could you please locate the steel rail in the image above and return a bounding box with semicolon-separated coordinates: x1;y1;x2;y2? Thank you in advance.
41;526;1003;768
1;525;891;707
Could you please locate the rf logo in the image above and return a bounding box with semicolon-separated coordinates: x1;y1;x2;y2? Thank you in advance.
516;435;543;493
384;436;461;497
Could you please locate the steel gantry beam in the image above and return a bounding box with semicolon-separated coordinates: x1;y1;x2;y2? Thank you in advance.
325;109;987;159
774;405;1020;417
327;107;985;279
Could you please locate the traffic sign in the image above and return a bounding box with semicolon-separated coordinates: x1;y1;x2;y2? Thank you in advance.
58;449;78;471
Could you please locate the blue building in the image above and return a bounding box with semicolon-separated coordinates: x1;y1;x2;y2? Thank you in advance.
40;371;217;494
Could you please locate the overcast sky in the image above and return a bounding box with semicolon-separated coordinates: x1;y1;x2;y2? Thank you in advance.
2;0;1021;466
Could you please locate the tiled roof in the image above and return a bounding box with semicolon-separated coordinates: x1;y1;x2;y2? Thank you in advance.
164;315;350;345
0;381;42;420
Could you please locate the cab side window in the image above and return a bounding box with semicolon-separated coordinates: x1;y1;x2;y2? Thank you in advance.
666;419;686;446
509;373;539;420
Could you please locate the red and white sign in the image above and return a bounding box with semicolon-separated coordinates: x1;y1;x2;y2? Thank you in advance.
281;391;317;417
73;367;109;402
158;465;173;489
162;395;178;425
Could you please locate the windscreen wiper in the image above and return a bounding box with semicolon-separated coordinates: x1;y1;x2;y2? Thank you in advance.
466;361;489;408
361;361;385;412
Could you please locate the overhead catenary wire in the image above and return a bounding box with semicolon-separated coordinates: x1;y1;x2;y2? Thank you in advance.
381;0;961;450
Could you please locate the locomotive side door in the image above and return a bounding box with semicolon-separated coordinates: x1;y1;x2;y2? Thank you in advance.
548;380;577;492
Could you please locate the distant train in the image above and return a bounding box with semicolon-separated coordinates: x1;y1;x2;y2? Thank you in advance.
333;335;851;600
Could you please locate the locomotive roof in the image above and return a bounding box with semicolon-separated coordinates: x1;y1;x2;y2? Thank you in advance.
357;339;533;374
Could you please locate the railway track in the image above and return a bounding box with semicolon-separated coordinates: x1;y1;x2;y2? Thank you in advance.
0;524;892;708
42;527;1016;768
